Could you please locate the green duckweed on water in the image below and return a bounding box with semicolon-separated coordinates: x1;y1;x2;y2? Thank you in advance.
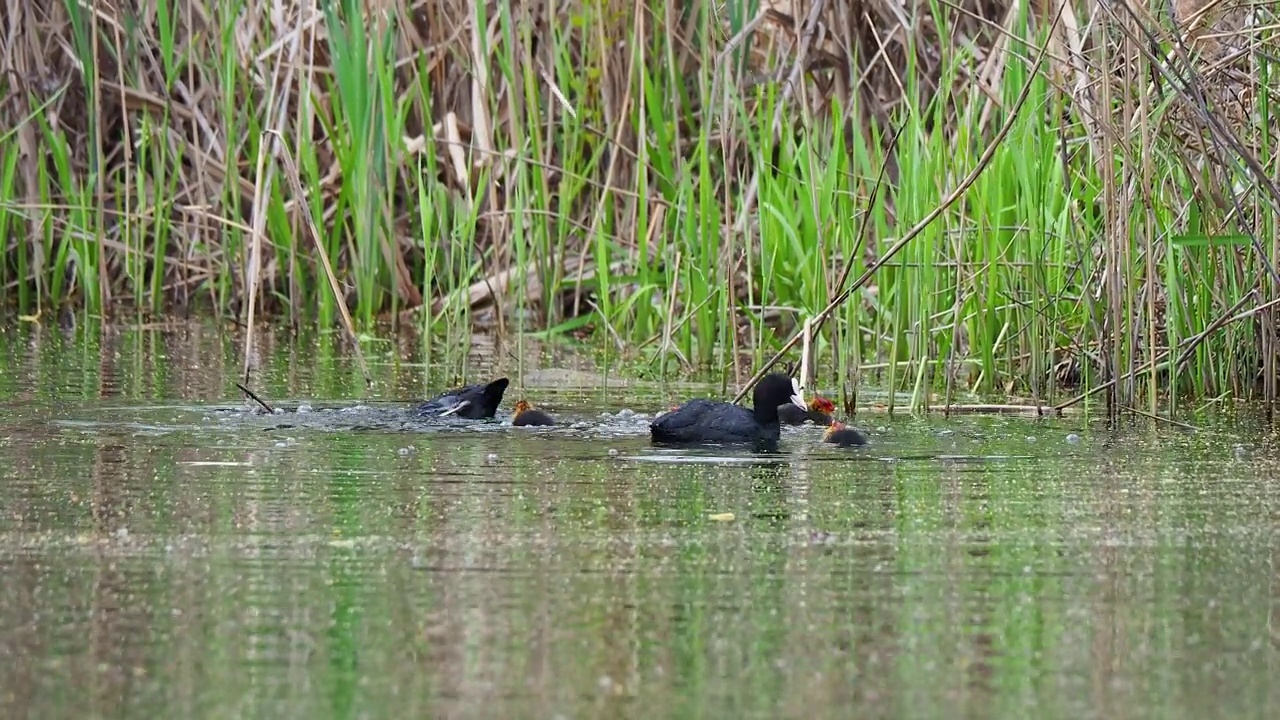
0;322;1278;720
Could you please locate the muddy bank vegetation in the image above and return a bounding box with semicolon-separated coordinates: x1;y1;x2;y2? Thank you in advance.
1;0;1277;409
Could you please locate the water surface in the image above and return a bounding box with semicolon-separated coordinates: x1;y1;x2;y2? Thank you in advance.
0;321;1277;719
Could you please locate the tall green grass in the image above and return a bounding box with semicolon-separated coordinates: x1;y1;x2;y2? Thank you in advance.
0;0;1276;409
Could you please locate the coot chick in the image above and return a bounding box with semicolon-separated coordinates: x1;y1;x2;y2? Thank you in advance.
511;400;556;426
823;421;868;447
649;372;806;450
414;377;509;419
778;395;837;426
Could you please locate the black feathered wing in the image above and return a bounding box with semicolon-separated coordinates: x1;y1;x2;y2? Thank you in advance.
414;378;509;419
649;399;770;444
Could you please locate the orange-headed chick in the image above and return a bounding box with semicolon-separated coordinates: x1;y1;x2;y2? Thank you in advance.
512;399;556;427
778;395;837;426
822;421;867;447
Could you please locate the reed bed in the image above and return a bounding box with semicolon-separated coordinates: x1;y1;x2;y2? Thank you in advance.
1;0;1277;413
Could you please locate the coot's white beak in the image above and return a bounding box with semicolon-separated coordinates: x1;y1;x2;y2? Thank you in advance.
789;378;807;410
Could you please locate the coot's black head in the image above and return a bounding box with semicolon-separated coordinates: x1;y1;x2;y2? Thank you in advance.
752;372;806;425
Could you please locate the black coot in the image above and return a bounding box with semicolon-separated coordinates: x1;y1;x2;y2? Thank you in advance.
822;421;868;447
777;395;836;426
649;372;806;449
414;377;509;419
512;400;556;426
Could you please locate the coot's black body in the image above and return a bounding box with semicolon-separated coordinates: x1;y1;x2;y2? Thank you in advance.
649;373;806;451
414;378;509;419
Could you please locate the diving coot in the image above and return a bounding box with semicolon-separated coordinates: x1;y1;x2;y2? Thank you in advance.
649;372;806;450
414;377;509;419
512;399;556;426
822;421;868;447
778;395;837;426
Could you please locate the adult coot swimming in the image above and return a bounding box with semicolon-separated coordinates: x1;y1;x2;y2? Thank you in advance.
778;395;837;426
511;399;556;426
414;377;509;419
822;421;868;447
649;372;806;450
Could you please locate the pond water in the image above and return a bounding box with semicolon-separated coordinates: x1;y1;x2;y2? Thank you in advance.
1;321;1278;719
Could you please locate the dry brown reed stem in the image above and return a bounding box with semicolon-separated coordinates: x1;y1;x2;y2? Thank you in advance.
658;250;684;367
928;404;1062;416
1139;6;1157;416
1143;12;1280;239
1098;1;1124;414
1120;405;1199;431
243;110;280;385
730;0;829;239
732;0;1067;406
264;129;372;389
570;0;639;317
90;0;108;310
1029;0;1280;415
235;382;275;414
243;24;308;379
1049;285;1269;409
